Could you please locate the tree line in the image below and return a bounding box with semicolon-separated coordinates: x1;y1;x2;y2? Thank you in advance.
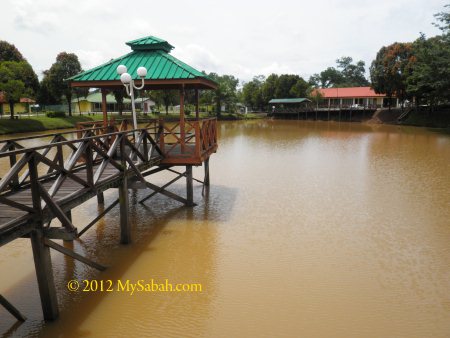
0;5;448;118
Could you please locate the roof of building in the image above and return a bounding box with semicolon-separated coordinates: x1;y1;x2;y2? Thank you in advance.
313;87;385;98
269;98;311;104
0;92;35;104
68;36;217;90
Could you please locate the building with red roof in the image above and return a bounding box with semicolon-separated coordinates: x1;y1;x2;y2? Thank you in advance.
0;91;36;116
312;86;398;108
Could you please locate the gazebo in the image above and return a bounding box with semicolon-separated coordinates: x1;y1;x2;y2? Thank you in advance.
68;35;218;165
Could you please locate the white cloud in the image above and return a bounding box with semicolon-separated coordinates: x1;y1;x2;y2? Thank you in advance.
1;0;447;82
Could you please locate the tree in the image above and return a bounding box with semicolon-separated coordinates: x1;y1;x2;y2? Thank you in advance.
336;57;369;86
37;70;59;105
112;88;126;115
309;57;369;88
370;42;416;109
0;41;25;62
207;73;239;116
308;88;324;108
289;78;309;97
262;74;278;103
406;5;450;108
48;52;82;116
309;67;344;88
0;62;34;118
242;75;264;110
151;90;178;115
433;4;450;34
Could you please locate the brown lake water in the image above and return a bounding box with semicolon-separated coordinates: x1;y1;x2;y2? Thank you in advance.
0;120;450;337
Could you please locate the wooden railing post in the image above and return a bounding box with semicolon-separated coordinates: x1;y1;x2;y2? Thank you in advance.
8;142;19;187
158;118;165;155
143;130;149;162
195;121;201;158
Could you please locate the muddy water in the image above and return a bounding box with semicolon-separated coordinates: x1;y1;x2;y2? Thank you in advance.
0;120;449;338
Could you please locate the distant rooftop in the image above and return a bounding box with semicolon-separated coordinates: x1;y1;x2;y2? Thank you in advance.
269;98;311;104
313;87;385;98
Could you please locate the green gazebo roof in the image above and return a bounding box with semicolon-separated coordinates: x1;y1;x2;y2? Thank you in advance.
69;36;217;90
268;98;311;104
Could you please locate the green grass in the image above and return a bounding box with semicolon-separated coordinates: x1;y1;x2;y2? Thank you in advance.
0;115;103;135
0;111;266;135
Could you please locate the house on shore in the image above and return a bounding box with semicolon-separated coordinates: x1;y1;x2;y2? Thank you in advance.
312;87;399;108
71;91;156;114
0;92;35;115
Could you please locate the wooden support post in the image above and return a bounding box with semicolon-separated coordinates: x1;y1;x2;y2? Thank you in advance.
30;229;59;321
97;192;105;204
119;179;130;244
119;137;131;244
180;86;186;153
8;143;19;187
186;165;194;207
195;88;199;119
101;88;108;128
29;153;59;320
204;158;210;187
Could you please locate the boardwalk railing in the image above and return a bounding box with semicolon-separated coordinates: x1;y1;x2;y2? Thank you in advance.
77;118;218;165
0;126;162;246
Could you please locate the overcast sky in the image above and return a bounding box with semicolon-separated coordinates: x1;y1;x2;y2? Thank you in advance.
1;0;447;83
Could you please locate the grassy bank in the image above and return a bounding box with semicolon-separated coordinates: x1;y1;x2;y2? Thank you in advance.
0;112;265;135
0;115;104;135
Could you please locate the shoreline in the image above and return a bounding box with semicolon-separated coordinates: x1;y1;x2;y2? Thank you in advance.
0;110;448;136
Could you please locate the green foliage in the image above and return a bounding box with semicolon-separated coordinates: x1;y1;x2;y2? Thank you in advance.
309;57;369;88
150;90;179;114
370;42;415;104
47;52;82;116
407;34;450;105
0;61;36;118
242;73;310;110
45;111;66;118
0;41;25;62
112;87;126;115
37;70;59;105
242;76;264;110
205;73;239;116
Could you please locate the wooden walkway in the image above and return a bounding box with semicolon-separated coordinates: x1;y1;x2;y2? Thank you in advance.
0;118;218;322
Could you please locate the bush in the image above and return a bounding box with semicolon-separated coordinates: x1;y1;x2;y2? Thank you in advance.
46;111;66;118
185;109;191;116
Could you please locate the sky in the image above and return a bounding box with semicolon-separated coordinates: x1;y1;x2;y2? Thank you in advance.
1;0;447;84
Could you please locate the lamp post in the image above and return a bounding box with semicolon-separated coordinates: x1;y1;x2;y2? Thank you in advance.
116;64;147;141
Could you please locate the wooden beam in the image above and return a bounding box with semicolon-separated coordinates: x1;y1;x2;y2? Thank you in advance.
195;88;199;119
44;239;106;271
186;165;194;207
0;294;26;322
180;86;186;153
204;158;210;186
70;78;218;90
78;198;119;237
139;170;185;204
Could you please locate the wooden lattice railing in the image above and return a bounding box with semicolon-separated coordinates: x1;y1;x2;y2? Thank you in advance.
0;126;163;244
